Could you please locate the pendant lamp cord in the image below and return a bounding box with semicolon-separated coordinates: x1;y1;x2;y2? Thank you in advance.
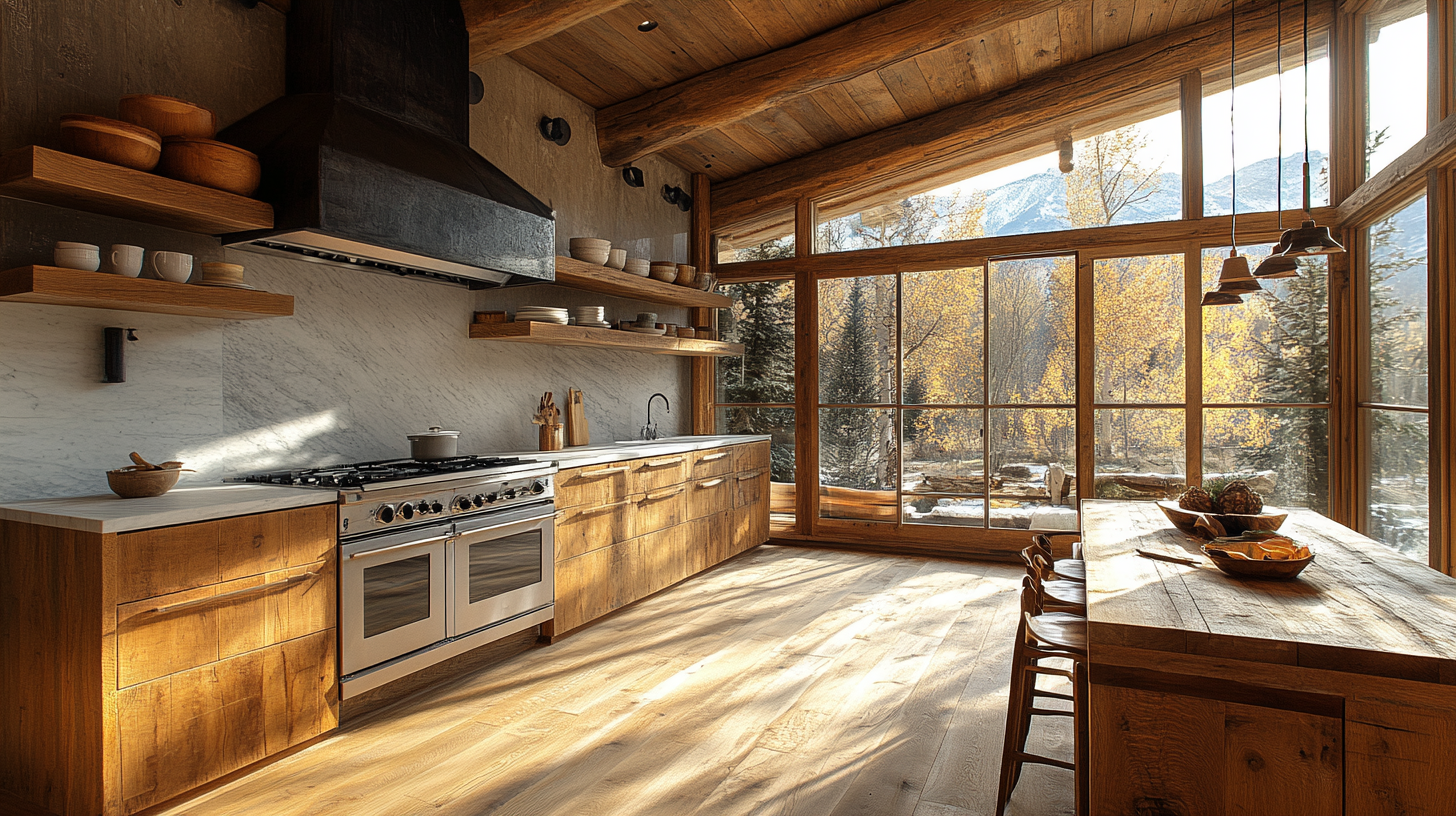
1277;0;1283;228
1302;0;1312;214
1230;0;1238;252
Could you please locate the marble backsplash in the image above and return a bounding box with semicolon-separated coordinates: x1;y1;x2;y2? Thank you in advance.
0;248;692;502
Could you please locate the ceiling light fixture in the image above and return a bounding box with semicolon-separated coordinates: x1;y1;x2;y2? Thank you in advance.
637;20;659;32
1204;1;1262;307
1273;0;1345;258
1255;3;1300;279
539;116;571;146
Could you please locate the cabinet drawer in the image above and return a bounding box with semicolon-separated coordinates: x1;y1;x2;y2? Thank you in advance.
687;475;734;520
734;468;769;508
734;442;770;474
116;560;333;689
685;509;732;575
690;448;736;480
117;629;337;813
629;485;687;539
555;499;632;561
116;504;335;604
556;463;632;509
630;454;690;493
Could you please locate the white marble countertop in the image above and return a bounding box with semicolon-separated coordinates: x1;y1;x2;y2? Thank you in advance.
0;436;770;534
0;484;338;534
511;434;772;469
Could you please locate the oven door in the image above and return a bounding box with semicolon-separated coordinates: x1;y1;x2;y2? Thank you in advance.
340;527;449;675
449;503;555;637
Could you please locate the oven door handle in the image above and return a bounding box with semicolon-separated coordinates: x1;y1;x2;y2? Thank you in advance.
453;513;553;540
346;534;452;560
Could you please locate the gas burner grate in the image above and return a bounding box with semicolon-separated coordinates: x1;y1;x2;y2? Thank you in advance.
234;455;528;488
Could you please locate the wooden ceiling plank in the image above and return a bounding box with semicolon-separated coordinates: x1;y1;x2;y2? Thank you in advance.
1132;0;1180;39
1091;0;1140;54
677;129;765;180
1011;8;1066;82
590;8;714;82
1058;1;1097;65
913;44;979;105
875;60;942;121
968;25;1023;90
802;83;881;137
563;18;678;93
724;0;817;48
614;2;742;71
840;71;910;131
463;0;633;65
712;0;1326;231
776;95;859;148
594;0;1063;167
507;41;622;109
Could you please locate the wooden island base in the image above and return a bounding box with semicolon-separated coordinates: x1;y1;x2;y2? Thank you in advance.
1082;500;1456;816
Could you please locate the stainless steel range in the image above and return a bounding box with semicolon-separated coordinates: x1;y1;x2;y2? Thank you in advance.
235;455;556;697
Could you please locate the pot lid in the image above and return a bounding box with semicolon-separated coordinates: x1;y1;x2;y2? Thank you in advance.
408;426;460;439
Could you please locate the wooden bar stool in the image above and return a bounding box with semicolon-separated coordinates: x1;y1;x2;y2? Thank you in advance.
1021;546;1087;614
996;580;1089;816
1032;532;1085;582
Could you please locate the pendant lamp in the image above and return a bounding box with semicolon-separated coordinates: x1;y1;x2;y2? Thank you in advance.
1273;0;1344;258
1203;0;1263;307
1254;2;1301;279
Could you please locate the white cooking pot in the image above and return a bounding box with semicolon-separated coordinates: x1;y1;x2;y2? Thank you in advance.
407;426;460;460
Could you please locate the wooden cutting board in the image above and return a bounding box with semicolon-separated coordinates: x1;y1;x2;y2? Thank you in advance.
566;388;589;446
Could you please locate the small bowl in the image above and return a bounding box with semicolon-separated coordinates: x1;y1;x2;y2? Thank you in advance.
649;262;677;283
675;264;696;286
59;114;161;171
157;137;260;196
677;327;696;338
606;248;627;270
118;94;217;139
107;467;181;499
623;258;651;277
1201;546;1314;580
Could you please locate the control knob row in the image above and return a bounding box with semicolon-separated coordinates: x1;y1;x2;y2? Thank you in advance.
374;500;444;525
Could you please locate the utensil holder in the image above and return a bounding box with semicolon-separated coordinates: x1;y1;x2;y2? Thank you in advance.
539;423;564;452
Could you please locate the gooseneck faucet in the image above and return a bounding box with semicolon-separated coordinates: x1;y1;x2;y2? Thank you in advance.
643;393;671;440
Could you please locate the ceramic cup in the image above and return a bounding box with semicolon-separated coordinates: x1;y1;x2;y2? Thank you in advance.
54;241;100;272
149;251;193;283
606;248;627;270
107;244;144;277
635;311;658;327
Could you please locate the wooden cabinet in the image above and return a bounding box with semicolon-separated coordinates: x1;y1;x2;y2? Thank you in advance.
546;442;770;638
0;503;339;816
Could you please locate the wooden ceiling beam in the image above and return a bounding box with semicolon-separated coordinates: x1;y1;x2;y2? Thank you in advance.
594;0;1063;168
461;0;632;65
711;0;1331;234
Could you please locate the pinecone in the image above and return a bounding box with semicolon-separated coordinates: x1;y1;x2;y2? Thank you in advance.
1178;486;1217;512
1217;481;1264;515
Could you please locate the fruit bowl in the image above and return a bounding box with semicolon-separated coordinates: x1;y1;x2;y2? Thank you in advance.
1157;500;1289;539
1201;534;1314;580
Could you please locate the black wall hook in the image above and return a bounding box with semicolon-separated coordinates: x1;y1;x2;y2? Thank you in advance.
661;184;693;212
539;116;571;146
622;166;645;187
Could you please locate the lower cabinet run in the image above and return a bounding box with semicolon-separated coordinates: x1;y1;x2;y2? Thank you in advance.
545;442;771;637
0;503;339;816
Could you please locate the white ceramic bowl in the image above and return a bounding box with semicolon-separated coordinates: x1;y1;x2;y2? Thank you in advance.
606;249;627;270
54;241;100;272
622;258;651;277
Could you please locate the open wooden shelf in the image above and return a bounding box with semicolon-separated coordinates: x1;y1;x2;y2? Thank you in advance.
0;266;294;320
469;320;743;357
551;255;731;308
0;146;274;234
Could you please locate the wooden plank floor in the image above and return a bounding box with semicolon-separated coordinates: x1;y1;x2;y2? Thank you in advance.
157;546;1074;816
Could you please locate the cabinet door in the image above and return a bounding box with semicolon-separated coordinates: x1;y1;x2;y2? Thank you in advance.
117;630;336;813
1091;683;1342;816
629;486;687;539
734;468;768;508
685;509;731;575
556;463;632;510
1346;700;1456;815
630;455;690;494
552;546;613;634
687;476;733;521
733;441;770;473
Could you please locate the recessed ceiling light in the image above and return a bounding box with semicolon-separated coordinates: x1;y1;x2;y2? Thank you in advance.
637;20;658;32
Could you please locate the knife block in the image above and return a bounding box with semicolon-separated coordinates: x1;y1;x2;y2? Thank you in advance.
539;423;564;452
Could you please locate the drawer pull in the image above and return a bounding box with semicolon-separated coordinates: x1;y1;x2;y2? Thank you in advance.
699;452;730;462
640;486;686;503
147;570;321;615
641;456;686;468
698;478;726;489
561;499;634;520
736;470;767;481
573;465;630;479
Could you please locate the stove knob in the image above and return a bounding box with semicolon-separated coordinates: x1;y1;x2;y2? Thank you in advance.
399;503;415;521
376;504;396;525
417;501;432;516
484;492;499;503
431;501;444;514
529;479;547;495
454;496;473;512
472;494;486;507
502;488;517;500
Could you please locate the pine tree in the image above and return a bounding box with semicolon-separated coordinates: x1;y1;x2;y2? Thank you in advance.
718;280;796;482
821;279;884;489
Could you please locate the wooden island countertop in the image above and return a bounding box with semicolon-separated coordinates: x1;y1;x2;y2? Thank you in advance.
1080;499;1456;816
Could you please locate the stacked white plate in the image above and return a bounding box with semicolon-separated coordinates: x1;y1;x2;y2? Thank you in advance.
571;306;609;328
515;306;568;324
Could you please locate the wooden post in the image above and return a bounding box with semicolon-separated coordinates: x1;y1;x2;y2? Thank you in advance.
1429;167;1455;574
689;173;715;436
1185;242;1205;487
1180;70;1204;220
794;197;818;536
1075;254;1096;504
